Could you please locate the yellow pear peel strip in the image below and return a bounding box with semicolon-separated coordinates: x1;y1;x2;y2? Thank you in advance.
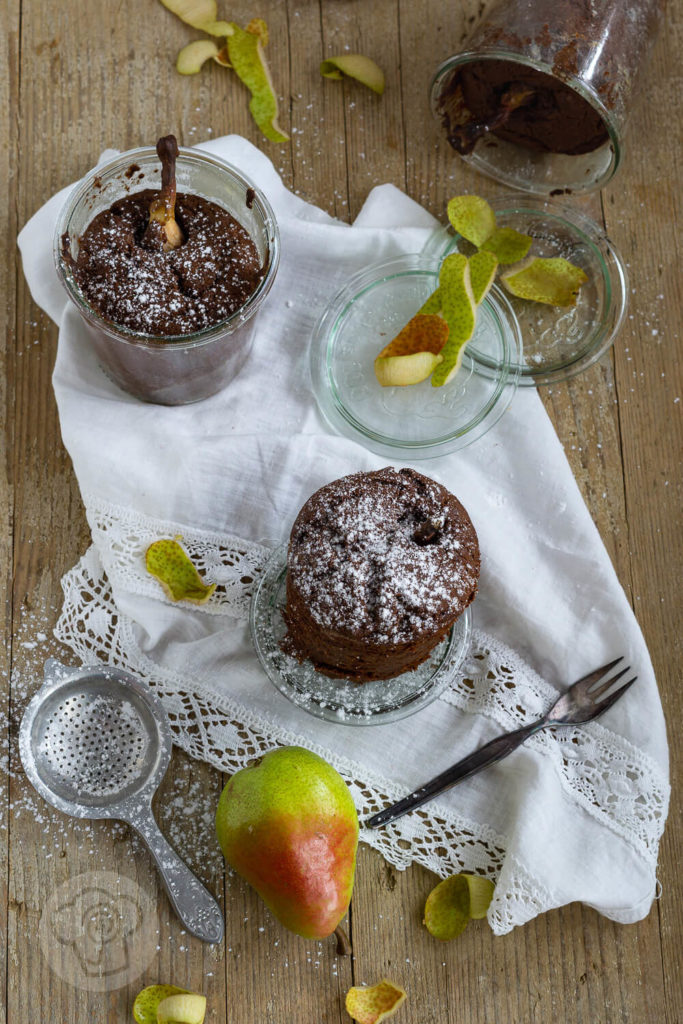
176;39;221;74
375;351;443;387
320;55;385;95
464;874;496;920
431;253;477;387
501;255;587;306
481;226;532;264
345;979;407;1024
146;538;217;604
374;313;447;387
159;0;233;36
468;250;498;305
156;993;207;1024
226;20;289;143
447;194;496;248
133;986;189;1024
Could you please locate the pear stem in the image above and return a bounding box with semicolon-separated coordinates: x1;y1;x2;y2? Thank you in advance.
334;923;352;957
146;134;183;250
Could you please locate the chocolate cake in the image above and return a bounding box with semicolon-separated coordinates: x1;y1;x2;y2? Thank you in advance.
451;60;609;156
64;189;264;336
283;468;480;683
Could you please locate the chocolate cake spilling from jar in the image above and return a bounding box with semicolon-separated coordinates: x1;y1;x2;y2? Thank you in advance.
283;467;480;683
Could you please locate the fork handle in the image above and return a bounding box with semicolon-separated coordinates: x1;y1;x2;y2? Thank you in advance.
366;719;544;829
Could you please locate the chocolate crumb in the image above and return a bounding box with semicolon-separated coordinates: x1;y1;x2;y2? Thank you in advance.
246;188;256;209
125;163;141;179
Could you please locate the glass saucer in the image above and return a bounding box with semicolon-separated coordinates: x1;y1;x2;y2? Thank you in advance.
310;254;521;459
250;544;472;726
422;194;628;386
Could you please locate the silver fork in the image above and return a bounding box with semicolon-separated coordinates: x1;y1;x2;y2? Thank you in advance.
366;657;636;830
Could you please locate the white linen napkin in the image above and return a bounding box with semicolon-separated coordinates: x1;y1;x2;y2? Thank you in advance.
18;136;669;934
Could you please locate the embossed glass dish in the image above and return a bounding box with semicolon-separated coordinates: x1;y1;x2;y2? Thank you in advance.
422;195;628;386
310;254;522;459
250;544;473;726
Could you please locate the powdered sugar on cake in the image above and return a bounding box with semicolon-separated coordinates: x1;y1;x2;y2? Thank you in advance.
287;468;480;646
65;190;263;337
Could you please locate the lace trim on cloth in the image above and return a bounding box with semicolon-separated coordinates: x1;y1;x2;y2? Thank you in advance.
55;545;669;934
83;494;270;620
450;641;669;863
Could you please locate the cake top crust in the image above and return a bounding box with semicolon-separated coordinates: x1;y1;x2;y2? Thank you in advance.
287;467;480;645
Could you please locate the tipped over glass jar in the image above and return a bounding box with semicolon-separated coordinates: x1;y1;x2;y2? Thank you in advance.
430;0;664;195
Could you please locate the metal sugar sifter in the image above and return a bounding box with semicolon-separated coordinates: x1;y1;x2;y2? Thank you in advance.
19;658;224;944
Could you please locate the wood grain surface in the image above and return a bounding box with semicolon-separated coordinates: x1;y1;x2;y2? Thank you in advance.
3;1;681;1022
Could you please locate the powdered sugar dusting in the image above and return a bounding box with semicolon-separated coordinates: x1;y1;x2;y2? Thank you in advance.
67;190;263;337
288;468;480;645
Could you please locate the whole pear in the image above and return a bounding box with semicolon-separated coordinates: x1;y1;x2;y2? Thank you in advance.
215;746;358;943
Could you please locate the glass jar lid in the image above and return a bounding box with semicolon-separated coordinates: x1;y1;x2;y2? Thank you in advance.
310;254;522;459
422;194;628;385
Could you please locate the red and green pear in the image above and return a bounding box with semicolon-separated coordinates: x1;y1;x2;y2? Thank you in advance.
215;746;358;947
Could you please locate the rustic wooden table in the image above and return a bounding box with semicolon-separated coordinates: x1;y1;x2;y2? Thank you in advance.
3;1;681;1021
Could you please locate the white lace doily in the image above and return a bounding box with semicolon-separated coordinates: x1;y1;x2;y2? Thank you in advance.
53;500;669;935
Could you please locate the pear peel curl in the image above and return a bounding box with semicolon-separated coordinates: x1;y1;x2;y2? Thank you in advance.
374;314;447;387
423;873;495;941
321;55;385;95
160;0;232;36
146;537;217;604
226;20;289;143
133;985;191;1024
160;2;288;143
345;979;407;1024
157;993;207;1024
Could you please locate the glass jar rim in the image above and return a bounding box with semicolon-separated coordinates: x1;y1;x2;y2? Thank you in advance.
53;145;280;350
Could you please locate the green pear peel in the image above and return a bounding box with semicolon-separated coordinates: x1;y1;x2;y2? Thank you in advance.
345;978;408;1023
447;194;496;248
431;253;477;387
146;538;217;604
227;20;289;143
481;226;532;264
423;873;495;940
501;256;588;306
468;250;498;305
320;55;385;95
133;986;190;1024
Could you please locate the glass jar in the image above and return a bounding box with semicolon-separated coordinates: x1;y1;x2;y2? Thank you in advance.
55;147;279;405
430;0;664;195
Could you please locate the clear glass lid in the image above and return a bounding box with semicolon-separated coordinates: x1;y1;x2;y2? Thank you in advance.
310;254;522;459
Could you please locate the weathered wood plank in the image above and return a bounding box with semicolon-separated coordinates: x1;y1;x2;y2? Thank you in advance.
5;0;679;1021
